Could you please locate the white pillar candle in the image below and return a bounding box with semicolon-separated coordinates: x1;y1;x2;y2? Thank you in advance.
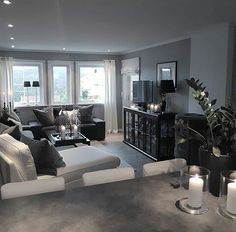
72;125;78;135
226;180;236;214
188;174;204;208
150;104;154;112
154;105;158;112
61;125;66;139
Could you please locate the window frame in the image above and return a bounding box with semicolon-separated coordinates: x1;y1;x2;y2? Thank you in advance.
76;61;105;104
12;59;46;106
47;61;74;105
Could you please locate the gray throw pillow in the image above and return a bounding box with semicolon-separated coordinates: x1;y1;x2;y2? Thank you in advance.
33;107;55;126
20;134;66;176
0;122;9;133
77;105;94;123
2;125;21;141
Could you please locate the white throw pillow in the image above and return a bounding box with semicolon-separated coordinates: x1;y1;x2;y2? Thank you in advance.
0;134;37;181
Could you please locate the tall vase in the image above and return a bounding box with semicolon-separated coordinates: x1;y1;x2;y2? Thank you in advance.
198;146;234;197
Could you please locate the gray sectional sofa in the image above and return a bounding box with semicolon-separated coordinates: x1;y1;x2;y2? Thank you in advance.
15;104;106;140
0;134;120;192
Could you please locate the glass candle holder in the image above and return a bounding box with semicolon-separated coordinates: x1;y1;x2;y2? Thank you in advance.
176;165;210;215
218;170;236;221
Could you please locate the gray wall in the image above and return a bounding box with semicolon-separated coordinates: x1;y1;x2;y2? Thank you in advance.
189;23;235;113
0;50;123;128
231;28;236;109
121;39;191;113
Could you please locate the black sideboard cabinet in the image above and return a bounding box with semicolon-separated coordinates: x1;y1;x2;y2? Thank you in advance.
123;107;175;161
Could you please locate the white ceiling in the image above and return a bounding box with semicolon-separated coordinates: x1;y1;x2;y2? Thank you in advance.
0;0;236;54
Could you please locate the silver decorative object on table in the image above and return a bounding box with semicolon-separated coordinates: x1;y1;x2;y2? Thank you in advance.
176;165;210;215
218;170;236;221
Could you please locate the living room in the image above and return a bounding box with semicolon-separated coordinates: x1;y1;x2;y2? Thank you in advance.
0;0;236;231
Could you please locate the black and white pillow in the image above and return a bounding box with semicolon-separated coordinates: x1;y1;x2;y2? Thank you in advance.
0;110;22;128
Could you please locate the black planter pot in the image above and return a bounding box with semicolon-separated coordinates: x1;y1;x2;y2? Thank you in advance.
198;147;234;197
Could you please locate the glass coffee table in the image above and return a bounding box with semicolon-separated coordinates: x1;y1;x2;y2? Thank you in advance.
45;130;90;147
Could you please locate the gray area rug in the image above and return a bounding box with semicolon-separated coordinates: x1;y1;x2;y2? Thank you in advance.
93;140;153;177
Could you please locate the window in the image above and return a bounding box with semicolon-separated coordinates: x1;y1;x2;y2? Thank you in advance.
76;62;105;103
48;61;73;105
12;61;45;106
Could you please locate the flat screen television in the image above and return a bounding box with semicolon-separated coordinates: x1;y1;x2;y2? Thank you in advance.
132;80;153;104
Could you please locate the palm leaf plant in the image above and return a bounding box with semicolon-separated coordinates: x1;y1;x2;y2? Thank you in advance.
176;77;236;157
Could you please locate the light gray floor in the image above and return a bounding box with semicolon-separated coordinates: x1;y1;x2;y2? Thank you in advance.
92;133;154;177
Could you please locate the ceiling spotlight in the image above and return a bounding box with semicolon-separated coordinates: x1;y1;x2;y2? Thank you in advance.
8;24;14;27
107;49;111;53
62;48;66;51
11;45;15;48
10;37;14;40
3;0;12;5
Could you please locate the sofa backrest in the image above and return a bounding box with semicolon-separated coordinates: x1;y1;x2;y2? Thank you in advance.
0;134;37;184
15;104;104;125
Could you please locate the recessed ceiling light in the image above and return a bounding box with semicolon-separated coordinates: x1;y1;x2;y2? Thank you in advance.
62;48;66;51
107;49;111;52
3;0;12;5
10;37;14;40
8;24;14;28
11;45;15;48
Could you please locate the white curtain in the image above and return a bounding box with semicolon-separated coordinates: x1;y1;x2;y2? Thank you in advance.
0;57;14;111
104;60;118;133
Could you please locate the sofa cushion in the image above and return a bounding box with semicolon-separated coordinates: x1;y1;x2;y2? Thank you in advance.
77;105;94;123
33;107;55;126
57;146;120;183
0;110;21;127
20;135;66;176
0;122;9;133
0;134;37;182
1;124;21;141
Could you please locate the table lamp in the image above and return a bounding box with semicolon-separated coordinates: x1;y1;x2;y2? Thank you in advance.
32;81;40;105
24;81;31;105
159;80;175;112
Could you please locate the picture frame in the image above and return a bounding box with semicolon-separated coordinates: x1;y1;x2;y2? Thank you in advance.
156;61;177;88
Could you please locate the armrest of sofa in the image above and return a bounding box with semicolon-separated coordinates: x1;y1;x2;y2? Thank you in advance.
1;177;65;200
23;121;44;139
92;117;105;124
92;118;105;140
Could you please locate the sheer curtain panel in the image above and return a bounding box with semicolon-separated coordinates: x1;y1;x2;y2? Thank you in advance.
0;57;13;110
104;60;118;133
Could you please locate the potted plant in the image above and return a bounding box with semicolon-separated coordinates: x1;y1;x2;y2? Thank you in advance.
177;77;236;196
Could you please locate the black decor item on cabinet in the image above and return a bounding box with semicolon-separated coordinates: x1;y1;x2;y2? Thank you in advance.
159;80;175;112
123;107;175;161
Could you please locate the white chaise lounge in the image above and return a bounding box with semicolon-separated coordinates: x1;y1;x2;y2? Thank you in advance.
0;134;120;199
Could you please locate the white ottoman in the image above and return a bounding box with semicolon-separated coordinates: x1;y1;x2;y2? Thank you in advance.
57;146;120;188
